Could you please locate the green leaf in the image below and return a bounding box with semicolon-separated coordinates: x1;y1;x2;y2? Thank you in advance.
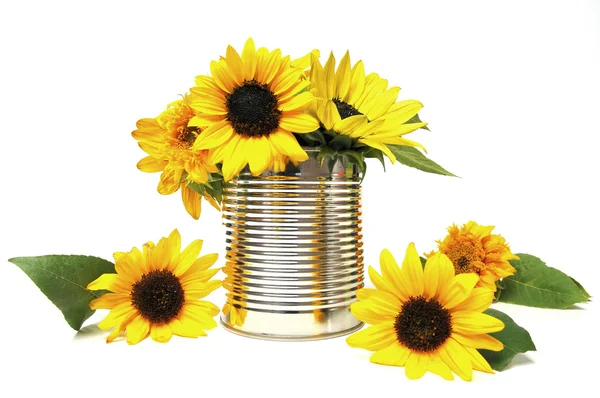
328;134;353;151
388;145;457;177
340;150;366;175
570;277;592;299
405;113;430;131
498;253;590;309
419;256;427;268
362;148;386;171
479;308;536;371
8;255;115;330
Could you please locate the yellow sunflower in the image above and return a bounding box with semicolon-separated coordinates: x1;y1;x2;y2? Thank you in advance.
310;52;428;162
347;244;505;381
87;229;222;344
132;94;220;219
190;38;320;181
429;221;519;291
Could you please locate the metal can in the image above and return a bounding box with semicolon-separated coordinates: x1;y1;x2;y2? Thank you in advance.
221;149;364;340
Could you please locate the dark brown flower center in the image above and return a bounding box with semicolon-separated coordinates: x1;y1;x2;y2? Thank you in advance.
394;296;452;352
131;270;185;324
333;98;363;119
226;79;281;137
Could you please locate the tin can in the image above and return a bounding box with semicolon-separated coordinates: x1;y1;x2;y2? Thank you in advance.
220;149;364;340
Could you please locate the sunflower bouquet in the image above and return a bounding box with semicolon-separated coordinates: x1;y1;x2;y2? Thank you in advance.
6;39;592;383
132;38;451;219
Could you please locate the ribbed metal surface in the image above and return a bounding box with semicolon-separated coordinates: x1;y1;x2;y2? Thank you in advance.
221;150;364;340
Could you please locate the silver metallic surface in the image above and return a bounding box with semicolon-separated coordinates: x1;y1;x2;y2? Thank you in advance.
220;149;364;340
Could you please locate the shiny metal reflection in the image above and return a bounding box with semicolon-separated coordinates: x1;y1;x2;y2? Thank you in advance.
220;149;365;340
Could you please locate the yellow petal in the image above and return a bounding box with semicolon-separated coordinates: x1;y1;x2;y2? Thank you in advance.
401;242;424;297
428;356;454;380
87;274;131;293
317;100;341;131
174;239;203;276
355;288;378;301
137;156;165;173
346;323;397;351
126;316;150;345
439;338;473;381
268;130;308;162
210;60;235;93
347;60;365;104
185;279;223;300
247;136;271;176
181;183;201;220
367;265;395;296
181;268;221;288
180;305;218;330
221;135;249;182
278;91;314;112
225;44;244;85
423;252;455;300
452;287;494;313
350;301;394;325
98;303;136;330
279;112;320;133
332;115;368;136
193;120;234;151
370;341;411;366
464;346;494;374
335;51;351;100
323;52;336;99
439;273;479;309
183;253;219;276
379;249;410;302
150;324;173;343
241;38;257;80
452;332;503;351
89;293;130;310
185;300;220;317
452;311;505;335
405;352;429;380
366;86;400;121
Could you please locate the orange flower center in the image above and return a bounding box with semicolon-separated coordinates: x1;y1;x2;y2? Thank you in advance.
446;241;484;275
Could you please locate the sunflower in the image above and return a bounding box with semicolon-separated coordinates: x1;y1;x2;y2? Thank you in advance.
87;229;222;344
132;94;220;219
310;52;428;163
429;221;519;291
189;38;320;181
347;244;505;381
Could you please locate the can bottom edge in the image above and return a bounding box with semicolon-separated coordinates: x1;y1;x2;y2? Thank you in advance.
220;319;364;342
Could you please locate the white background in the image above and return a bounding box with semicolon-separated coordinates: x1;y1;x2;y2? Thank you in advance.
1;0;598;396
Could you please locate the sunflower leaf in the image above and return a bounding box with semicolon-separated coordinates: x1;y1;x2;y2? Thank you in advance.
498;253;590;309
405;113;430;131
419;256;427;268
8;255;115;330
361;148;386;171
479;308;536;371
329;134;353;151
339;150;366;175
387;145;457;177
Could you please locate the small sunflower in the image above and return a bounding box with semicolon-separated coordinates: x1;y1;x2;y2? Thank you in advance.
347;244;504;381
310;52;427;162
429;221;519;291
190;38;320;181
87;229;222;344
132;94;219;219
